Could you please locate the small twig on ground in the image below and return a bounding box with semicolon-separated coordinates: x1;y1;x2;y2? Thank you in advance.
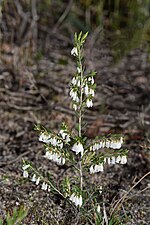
110;171;150;217
0;150;31;166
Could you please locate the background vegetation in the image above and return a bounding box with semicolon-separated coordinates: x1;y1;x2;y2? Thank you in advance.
1;0;150;61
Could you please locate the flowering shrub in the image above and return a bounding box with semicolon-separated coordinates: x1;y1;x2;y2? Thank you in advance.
22;32;128;223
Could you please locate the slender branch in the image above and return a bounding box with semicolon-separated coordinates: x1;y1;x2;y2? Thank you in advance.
29;164;65;198
53;0;73;31
23;162;77;211
110;171;150;216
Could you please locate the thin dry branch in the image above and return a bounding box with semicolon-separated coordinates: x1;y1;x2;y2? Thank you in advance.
110;171;150;217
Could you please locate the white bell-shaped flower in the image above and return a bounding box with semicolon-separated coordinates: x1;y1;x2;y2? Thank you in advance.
22;164;30;170
116;155;121;163
73;104;77;111
23;170;28;178
36;177;40;185
69;193;82;207
78;195;82;207
41;182;48;191
66;135;71;143
97;205;101;213
77;67;81;73
44;151;52;160
31;174;36;182
51;137;57;146
111;156;116;164
120;155;127;164
72;142;84;156
71;47;78;56
90;165;94;174
71;77;77;85
70;193;75;202
89;89;94;97
106;141;110;148
107;157;111;164
84;85;89;95
39;133;51;144
86;99;93;108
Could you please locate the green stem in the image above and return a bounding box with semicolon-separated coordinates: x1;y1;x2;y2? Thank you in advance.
30;165;64;198
78;45;83;192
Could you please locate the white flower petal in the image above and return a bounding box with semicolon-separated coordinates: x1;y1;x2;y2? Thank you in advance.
72;77;77;85
77;80;80;87
111;156;116;164
59;157;65;165
66;135;71;143
120;155;127;164
106;141;110;148
22;164;30;170
89;89;94;97
116;155;121;163
71;47;78;56
97;205;101;213
70;193;76;202
99;163;104;172
31;174;36;182
51;137;57;146
41;182;47;191
91;77;94;84
86;99;93;108
36;177;40;185
99;142;102;148
107;157;111;164
23;170;28;178
73;104;77;111
77;67;81;73
90;165;94;174
39;133;51;143
84;85;89;95
72;142;84;156
44;151;52;160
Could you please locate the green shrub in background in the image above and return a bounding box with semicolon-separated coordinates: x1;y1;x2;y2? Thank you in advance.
1;0;149;61
71;0;150;61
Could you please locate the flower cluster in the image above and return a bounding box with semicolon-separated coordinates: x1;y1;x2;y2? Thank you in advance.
22;165;50;191
70;44;82;109
59;128;71;143
69;193;82;207
105;155;127;165
31;174;50;191
89;155;127;174
72;142;84;157
70;37;96;111
90;163;104;174
90;137;123;151
39;133;63;148
70;77;81;111
84;76;95;108
70;74;95;110
22;164;30;178
44;151;65;165
39;133;51;144
39;125;71;157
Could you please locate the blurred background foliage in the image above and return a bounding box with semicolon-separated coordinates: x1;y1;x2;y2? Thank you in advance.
0;0;150;62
